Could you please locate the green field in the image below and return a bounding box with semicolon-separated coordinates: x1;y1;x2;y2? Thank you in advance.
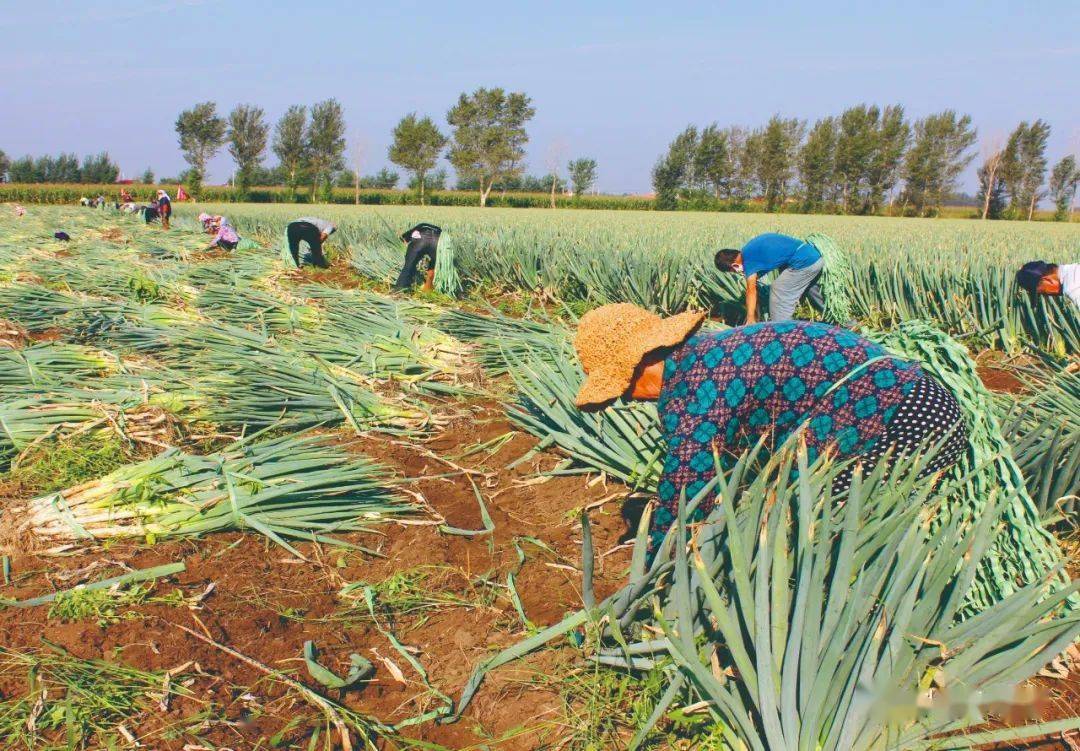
196;202;1080;354
0;203;1077;750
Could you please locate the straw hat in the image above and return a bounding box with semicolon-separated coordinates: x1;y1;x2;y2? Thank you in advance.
573;303;705;407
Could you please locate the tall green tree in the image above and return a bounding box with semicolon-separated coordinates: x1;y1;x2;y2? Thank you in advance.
306;99;347;202
975;160;1008;219
174;101;227;196
977;148;1006;220
866;105;909;213
834;104;880;212
832;104;908;214
388;113;447;204
79;152;119;183
567;157;598;196
139;167;155;184
727;127;756;202
651;155;684;210
7;156;37;182
227;104;269;199
1000;120;1051;220
753;115;804;211
696;124;733;198
1048;155;1079;221
651;126;700;208
272;105;308;201
409;168;448;191
39;153;81;183
798;117;837;212
900;111;976;216
446;87;535;206
0;149;9;182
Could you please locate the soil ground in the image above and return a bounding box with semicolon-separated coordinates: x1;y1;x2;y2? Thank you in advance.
0;399;638;749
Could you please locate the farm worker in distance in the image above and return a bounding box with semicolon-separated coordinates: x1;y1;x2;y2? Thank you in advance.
572;304;970;553
119;188;134;204
286;217;336;268
715;233;841;325
1016;261;1080;308
155;190;172;229
393;223;442;292
198;213;226;234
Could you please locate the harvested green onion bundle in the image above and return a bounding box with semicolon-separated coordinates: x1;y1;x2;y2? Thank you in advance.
0;398;104;465
0;284;126;333
0;343;119;395
344;232;403;283
433;233;462;297
187;352;429;433
195;284;321;334
436;307;572;376
805;232;854;325
19;433;412;553
867;320;1071;608
292;286;470;389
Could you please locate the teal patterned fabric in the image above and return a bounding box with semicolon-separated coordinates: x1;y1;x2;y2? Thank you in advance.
651;321;923;550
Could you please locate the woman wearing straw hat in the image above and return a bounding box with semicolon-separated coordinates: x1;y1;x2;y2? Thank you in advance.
572;304;969;552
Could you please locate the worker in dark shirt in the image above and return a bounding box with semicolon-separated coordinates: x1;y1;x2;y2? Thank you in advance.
286;217;336;268
393;223;442;292
155;190;172;230
143;199;160;224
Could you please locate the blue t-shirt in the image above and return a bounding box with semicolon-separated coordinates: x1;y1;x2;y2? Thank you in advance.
741;233;821;277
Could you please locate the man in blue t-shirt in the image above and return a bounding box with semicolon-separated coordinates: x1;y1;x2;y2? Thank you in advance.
714;233;825;324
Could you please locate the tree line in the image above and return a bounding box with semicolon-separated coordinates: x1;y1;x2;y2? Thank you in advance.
169;89;599;206
652;105;1079;219
0;150;125;185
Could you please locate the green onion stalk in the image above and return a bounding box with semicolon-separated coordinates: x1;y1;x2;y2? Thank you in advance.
433;233;463;297
805;232;854;325
453;439;1080;750
996;366;1080;522
866;319;1073;609
0;343;119;395
18;432;413;554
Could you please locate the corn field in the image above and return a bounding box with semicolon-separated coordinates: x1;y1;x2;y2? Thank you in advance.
0;203;1077;750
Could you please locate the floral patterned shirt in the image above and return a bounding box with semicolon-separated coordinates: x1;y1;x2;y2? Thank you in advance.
651;321;923;549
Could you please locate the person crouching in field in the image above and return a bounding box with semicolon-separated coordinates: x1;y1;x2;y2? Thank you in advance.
143;199;160;224
1016;261;1080;309
393;223;442;292
715;233;847;325
572;304;970;556
286;217;336;268
204;218;241;252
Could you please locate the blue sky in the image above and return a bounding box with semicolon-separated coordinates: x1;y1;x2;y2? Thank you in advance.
3;0;1077;193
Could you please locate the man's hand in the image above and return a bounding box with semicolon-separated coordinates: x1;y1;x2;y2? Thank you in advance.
319;231;329;243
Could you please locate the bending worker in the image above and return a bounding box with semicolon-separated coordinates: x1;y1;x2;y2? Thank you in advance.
393;222;442;292
204;217;240;251
286;216;336;268
572;304;969;553
1016;261;1080;308
716;233;835;324
155;190;172;230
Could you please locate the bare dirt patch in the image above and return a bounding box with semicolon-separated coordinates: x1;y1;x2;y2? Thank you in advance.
0;403;635;749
